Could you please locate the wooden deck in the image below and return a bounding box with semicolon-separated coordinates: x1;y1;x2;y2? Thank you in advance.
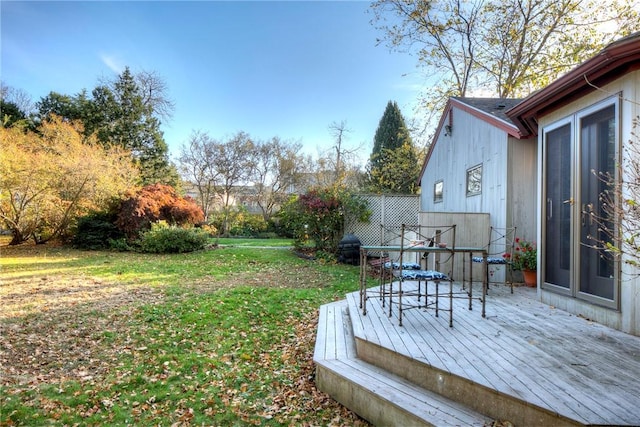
314;281;640;426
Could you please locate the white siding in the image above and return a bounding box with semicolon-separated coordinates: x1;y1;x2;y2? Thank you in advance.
420;106;536;238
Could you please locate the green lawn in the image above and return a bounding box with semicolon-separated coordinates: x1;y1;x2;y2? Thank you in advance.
214;237;294;247
0;240;369;426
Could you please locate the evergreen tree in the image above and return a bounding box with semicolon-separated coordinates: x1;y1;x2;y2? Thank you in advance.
90;68;178;185
368;101;418;194
1;100;26;127
36;91;87;124
34;68;179;186
371;101;410;166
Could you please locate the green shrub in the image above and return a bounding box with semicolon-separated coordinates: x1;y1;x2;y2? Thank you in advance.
209;207;268;237
230;213;268;236
72;211;124;250
108;237;133;252
138;222;209;253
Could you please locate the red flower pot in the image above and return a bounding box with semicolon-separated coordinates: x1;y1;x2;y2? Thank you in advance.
522;269;537;287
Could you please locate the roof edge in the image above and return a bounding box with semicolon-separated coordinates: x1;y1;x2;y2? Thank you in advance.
507;33;640;136
451;98;524;139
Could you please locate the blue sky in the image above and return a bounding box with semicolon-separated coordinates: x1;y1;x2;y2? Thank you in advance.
2;1;425;163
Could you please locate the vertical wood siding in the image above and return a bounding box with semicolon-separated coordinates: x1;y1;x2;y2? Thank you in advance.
420;106;536;238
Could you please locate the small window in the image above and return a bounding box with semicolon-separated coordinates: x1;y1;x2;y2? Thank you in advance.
434;180;443;203
466;164;482;196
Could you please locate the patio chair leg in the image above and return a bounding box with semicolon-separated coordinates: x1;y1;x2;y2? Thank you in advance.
449;279;453;327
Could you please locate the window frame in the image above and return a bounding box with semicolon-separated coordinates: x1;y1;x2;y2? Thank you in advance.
433;180;443;203
466;164;482;197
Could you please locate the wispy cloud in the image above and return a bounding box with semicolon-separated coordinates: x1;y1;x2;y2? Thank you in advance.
99;53;124;74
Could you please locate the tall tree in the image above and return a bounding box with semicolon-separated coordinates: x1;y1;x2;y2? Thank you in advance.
368;142;421;194
178;131;255;235
371;0;640;117
178;130;220;221
1;83;35;129
0;83;34;117
328;120;352;184
1;100;26;128
210;132;255;236
371;101;411;165
35;90;89;125
90;67;178;185
34;68;179;186
368;101;418;193
249;137;309;222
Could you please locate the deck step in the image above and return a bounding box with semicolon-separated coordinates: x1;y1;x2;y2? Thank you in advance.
314;301;491;427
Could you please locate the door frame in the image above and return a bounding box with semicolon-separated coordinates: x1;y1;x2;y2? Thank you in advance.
541;96;621;309
541;116;573;297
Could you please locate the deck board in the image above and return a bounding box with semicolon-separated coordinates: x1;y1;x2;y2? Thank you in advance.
352;281;640;426
451;302;590;418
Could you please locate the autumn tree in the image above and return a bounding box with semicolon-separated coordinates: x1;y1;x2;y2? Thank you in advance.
312;121;364;190
371;0;640;123
367;101;419;194
210;132;256;236
590;116;640;276
328;120;360;185
278;186;371;254
0;116;139;245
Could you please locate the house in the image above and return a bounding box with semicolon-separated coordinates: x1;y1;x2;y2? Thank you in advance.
418;34;640;336
418;97;537;241
417;97;538;283
507;32;640;335
315;33;640;427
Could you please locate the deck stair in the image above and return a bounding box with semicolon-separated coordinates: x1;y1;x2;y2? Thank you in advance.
314;283;640;426
314;300;491;427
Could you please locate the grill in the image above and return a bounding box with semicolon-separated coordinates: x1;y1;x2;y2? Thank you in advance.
337;233;361;265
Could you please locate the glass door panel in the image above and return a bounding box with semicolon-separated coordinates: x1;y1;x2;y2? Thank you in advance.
544;123;572;289
579;105;616;302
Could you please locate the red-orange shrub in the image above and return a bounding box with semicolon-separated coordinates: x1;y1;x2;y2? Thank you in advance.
116;184;204;238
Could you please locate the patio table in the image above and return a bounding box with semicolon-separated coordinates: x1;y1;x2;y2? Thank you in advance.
359;244;488;326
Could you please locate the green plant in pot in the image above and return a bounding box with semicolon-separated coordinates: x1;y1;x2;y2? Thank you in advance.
512;238;537;287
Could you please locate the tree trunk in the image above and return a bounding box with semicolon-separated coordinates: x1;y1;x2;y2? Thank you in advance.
9;230;26;246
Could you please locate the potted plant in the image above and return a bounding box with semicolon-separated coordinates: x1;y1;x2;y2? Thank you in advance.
512;238;537;287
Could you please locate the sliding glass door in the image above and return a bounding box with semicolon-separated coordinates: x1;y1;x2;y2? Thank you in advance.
542;98;619;308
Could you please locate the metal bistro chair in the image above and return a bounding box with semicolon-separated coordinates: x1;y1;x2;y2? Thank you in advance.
360;224;403;315
392;224;457;327
472;226;517;293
